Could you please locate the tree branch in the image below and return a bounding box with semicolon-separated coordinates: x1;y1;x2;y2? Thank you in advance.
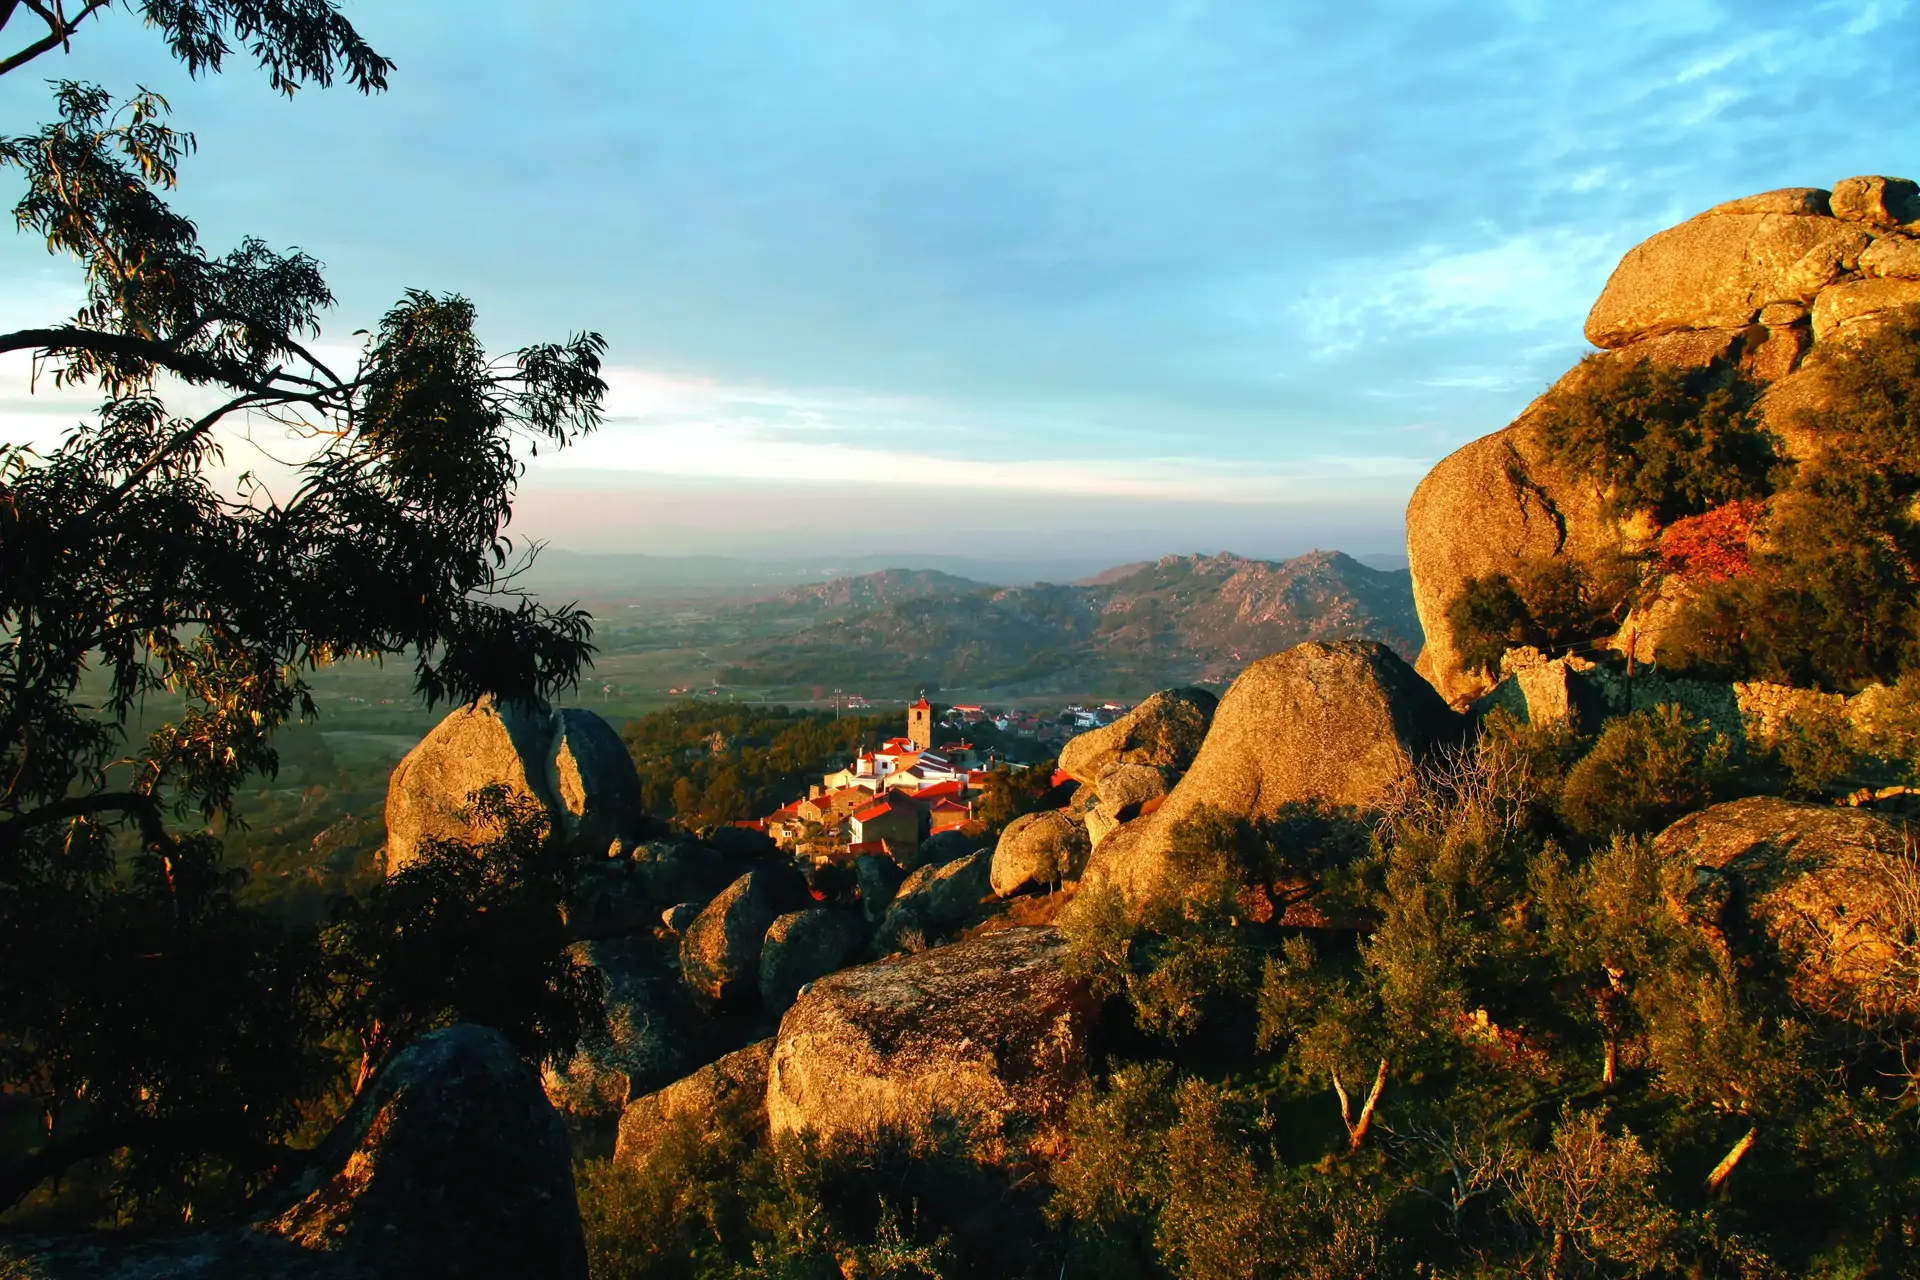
0;0;105;77
0;789;168;848
1349;1058;1389;1151
1705;1125;1757;1194
0;1118;156;1213
0;325;296;396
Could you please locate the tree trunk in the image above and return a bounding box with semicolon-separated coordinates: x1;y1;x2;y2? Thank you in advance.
1602;1035;1617;1089
1705;1125;1757;1194
1347;1058;1389;1151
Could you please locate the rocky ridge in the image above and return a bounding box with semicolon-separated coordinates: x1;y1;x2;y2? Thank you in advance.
1407;175;1920;705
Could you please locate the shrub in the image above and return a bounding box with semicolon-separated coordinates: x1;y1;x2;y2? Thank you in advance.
1657;499;1763;581
1558;704;1732;841
1664;311;1920;689
1533;353;1775;524
1445;555;1637;677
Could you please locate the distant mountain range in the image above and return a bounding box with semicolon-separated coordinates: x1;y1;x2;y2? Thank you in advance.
694;550;1422;698
519;548;1410;599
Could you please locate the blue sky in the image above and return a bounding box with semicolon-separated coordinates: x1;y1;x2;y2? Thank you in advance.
1;0;1916;563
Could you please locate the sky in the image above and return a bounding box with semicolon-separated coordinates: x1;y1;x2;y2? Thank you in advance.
1;0;1917;565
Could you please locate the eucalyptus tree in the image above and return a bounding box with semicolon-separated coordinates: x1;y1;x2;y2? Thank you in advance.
0;2;611;1218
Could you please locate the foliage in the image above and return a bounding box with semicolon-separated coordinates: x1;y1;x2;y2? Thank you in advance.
621;705;898;829
1656;499;1763;582
972;758;1062;833
577;1116;1057;1280
1557;704;1732;841
1664;310;1920;690
1061;807;1298;1043
1534;353;1776;524
1044;708;1920;1277
1445;554;1637;677
0;5;607;1223
321;784;603;1086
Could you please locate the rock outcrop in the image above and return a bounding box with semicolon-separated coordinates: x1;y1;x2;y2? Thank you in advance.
874;849;993;950
1073;641;1463;908
0;1027;587;1278
990;810;1090;896
680;868;803;1005
766;927;1092;1153
271;1024;587;1278
613;1038;774;1175
542;938;689;1116
855;853;905;921
1655;797;1918;1021
1085;762;1174;849
385;697;644;873
1057;687;1217;785
1406;176;1920;705
759;909;869;1012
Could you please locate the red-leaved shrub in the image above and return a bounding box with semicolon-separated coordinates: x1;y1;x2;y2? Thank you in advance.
1658;500;1763;581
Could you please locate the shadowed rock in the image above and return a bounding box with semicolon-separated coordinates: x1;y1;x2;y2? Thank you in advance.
542;938;689;1117
680;868;803;1005
759;909;869;1013
270;1024;586;1278
613;1039;774;1176
875;849;993;950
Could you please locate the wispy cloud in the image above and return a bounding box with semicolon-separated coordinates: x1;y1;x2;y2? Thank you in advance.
545;365;1428;502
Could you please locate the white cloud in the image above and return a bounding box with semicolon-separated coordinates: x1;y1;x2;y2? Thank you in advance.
1296;227;1629;360
539;364;1428;502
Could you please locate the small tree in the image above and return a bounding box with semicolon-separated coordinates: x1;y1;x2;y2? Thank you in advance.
0;3;609;1219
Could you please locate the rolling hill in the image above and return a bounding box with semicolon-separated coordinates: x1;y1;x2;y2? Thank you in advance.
706;550;1421;698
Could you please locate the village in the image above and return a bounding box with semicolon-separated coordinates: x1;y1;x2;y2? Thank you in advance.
741;697;1131;864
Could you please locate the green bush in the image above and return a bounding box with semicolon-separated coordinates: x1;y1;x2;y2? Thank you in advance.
1664;309;1920;690
1445;555;1637;677
1533;353;1775;523
1558;704;1732;840
577;1111;1055;1279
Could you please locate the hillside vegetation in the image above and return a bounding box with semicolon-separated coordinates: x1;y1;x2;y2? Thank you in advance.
708;550;1420;696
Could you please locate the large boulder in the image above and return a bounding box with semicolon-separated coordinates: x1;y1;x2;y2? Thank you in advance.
990;810;1090;897
1829;174;1920;228
1057;688;1217;785
613;1038;774;1175
1073;641;1464;909
680;868;803;1005
385;697;643;873
269;1024;587;1278
542;937;689;1116
1085;762;1174;848
766;927;1093;1154
562;860;658;940
630;838;742;905
1584;201;1865;348
875;849;994;950
759;909;869;1012
1655;797;1917;1021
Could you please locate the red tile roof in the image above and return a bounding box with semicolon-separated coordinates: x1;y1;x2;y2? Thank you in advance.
853;791;915;823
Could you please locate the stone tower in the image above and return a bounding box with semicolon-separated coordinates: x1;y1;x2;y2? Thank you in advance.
907;694;933;751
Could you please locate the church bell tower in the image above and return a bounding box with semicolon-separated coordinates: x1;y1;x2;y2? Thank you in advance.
907;693;933;751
